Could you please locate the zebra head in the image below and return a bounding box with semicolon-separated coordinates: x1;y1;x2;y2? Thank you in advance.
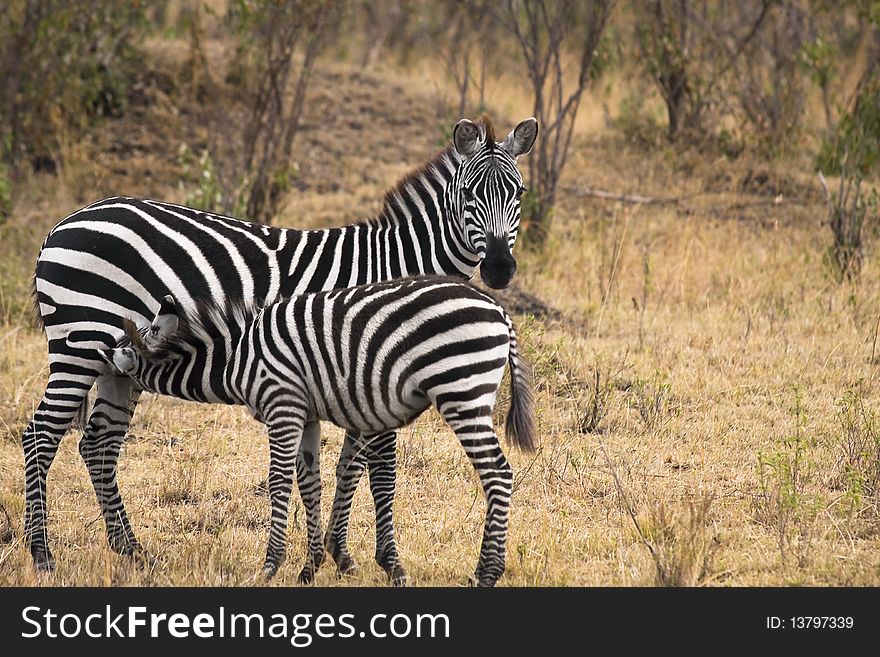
450;116;538;289
98;295;179;376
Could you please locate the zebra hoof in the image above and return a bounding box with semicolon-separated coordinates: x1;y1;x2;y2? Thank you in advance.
334;553;359;578
33;554;56;573
30;544;56;573
131;549;159;570
468;572;498;588
389;565;409;587
261;562;280;580
298;566;315;585
109;534;143;558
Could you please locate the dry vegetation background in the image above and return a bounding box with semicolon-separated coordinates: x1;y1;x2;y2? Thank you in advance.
1;0;880;586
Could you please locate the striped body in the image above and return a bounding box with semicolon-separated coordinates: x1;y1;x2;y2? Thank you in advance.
106;277;535;585
23;116;538;580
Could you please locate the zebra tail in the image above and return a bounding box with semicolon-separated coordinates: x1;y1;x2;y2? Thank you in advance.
504;312;536;452
30;272;45;334
31;234;49;334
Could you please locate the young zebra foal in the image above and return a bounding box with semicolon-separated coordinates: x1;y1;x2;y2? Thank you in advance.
100;276;536;586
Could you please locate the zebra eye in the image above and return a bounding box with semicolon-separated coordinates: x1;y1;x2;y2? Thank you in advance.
461;187;475;202
517;186;528;198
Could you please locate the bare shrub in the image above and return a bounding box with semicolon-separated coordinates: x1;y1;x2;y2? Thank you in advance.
632;1;819;154
578;368;614;434
439;1;499;118
640;494;718;587
633;0;706;140
817;58;880;281
499;0;615;246
633;0;773;144
204;0;340;222
599;440;718;586
356;1;410;68
733;1;810;154
631;371;671;431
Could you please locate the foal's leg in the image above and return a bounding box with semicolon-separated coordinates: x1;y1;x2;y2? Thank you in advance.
325;430;406;584
367;431;406;585
78;374;145;558
295;421;325;584
262;402;306;579
324;430;367;576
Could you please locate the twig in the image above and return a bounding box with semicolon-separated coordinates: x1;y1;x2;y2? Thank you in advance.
817;171;832;206
596;438;659;565
568;186;684;205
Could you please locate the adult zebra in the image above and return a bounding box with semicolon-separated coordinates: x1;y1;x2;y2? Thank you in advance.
25;115;538;579
99;277;536;586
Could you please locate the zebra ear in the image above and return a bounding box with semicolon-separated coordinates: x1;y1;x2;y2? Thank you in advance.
500;118;538;158
98;347;137;375
453;119;481;158
97;349;116;372
146;294;179;346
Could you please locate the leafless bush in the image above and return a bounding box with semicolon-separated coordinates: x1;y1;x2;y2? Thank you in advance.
499;0;615;247
733;2;810;153
641;494;718;586
207;0;340;222
633;0;706;140
633;0;816;153
438;1;500;117
357;0;413;68
600;440;718;586
578;368;613;434
818;56;880;281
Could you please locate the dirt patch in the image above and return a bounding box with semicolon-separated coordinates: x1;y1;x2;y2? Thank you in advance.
737;168;825;202
702;167;825;203
486;283;564;322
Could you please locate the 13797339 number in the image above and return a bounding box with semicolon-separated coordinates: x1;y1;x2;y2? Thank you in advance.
766;617;855;630
791;617;853;629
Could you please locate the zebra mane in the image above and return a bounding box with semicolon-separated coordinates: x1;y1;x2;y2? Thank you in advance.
131;297;262;363
477;113;496;146
377;114;498;218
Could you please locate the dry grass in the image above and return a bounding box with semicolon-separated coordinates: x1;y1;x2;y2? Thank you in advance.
2;41;880;587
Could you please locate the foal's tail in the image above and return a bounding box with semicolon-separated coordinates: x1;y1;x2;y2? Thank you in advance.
503;311;536;452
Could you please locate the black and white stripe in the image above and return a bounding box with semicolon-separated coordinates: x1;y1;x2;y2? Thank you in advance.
102;276;536;586
24;115;538;578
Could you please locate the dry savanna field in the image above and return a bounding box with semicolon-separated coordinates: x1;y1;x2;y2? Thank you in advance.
2;7;880;587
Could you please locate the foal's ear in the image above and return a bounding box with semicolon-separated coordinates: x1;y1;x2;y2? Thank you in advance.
98;347;137;375
499;117;538;158
146;294;179;346
453;119;481;158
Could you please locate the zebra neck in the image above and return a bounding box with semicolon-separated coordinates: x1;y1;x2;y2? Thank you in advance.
359;146;479;282
272;146;479;295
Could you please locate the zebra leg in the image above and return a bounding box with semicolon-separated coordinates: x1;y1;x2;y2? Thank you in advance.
295;420;324;584
367;431;407;586
262;405;305;579
78;374;144;558
23;369;97;571
440;408;513;587
324;430;367;577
